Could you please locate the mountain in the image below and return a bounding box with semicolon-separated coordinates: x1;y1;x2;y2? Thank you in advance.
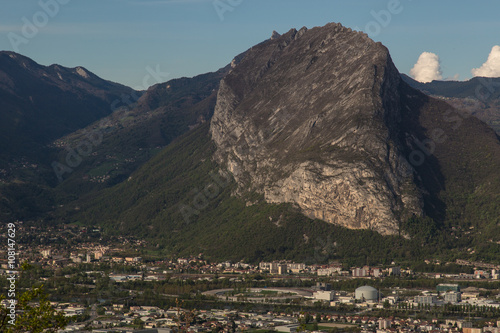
61;23;500;263
0;51;139;221
210;24;500;237
48;50;254;192
401;74;500;100
211;24;422;235
0;50;237;222
51;66;229;192
0;51;137;160
63;123;412;264
402;74;500;134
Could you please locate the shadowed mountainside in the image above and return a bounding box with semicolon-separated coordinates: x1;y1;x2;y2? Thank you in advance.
0;51;137;160
402;74;500;135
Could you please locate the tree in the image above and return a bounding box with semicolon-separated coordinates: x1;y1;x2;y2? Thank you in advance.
297;318;307;332
174;298;197;332
0;285;67;332
133;317;145;329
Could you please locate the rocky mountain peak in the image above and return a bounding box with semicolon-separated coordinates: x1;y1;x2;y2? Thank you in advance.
210;22;423;235
270;30;281;40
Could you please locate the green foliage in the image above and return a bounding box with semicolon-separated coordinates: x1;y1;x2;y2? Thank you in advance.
401;216;437;242
133;317;145;329
0;286;67;332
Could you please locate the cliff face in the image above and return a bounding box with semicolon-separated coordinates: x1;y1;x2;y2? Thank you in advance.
210;23;423;235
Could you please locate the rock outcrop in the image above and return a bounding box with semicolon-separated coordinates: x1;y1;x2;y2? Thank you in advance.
210;23;424;235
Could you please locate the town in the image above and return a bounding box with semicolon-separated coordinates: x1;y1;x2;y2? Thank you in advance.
2;222;500;332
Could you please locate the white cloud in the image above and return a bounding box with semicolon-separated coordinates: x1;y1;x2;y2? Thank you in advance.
445;73;460;81
409;52;443;83
471;45;500;78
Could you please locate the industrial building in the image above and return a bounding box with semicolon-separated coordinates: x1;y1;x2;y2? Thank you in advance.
313;290;335;301
355;286;378;301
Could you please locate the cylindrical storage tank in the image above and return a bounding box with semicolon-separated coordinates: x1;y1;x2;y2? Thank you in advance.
355;285;378;301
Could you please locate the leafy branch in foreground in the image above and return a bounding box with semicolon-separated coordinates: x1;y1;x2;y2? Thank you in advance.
0;263;67;332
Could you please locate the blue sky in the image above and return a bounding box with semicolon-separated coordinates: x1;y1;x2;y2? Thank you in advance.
1;0;499;88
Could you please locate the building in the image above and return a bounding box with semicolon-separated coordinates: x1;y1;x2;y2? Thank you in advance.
460;322;473;329
379;319;391;329
444;291;461;303
259;262;279;274
316;282;332;291
352;268;368;277
474;270;490;279
314;290;335;301
94;251;103;260
278;264;288;275
70;255;82;263
437;283;460;292
388;267;401;276
259;262;304;274
317;266;341;276
415;295;436;305
288;263;305;273
463;328;483;333
483;327;500;333
355;286;378;301
372;268;382;277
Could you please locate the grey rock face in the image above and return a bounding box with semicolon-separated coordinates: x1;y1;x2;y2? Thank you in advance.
210;23;423;235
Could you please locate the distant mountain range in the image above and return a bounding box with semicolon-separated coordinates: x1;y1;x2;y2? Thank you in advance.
1;24;500;264
0;51;137;160
402;74;500;134
401;74;500;100
0;51;228;221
